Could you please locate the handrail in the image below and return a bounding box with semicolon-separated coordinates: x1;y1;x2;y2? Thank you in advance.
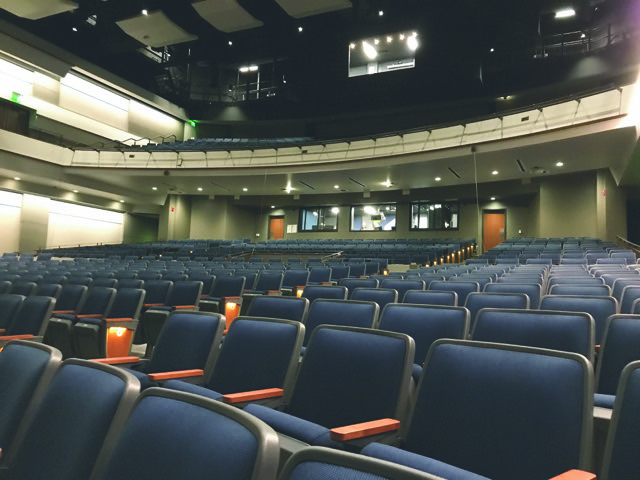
616;236;640;255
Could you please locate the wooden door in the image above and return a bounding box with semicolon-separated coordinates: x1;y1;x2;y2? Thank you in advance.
483;211;506;252
269;216;284;240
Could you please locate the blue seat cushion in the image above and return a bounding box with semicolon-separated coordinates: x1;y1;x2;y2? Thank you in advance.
362;443;491;480
163;379;223;401
244;403;341;448
126;368;157;390
412;363;423;384
594;393;615;409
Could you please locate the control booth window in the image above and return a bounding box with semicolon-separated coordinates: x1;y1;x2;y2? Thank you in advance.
299;207;339;232
411;202;459;230
351;204;396;231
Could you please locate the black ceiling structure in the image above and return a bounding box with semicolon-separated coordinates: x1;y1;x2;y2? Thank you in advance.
0;0;638;136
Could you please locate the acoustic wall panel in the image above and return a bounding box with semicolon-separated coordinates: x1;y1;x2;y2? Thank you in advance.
274;0;352;19
0;0;77;20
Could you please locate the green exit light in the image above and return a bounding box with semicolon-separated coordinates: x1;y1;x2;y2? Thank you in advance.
189;120;196;127
10;92;22;104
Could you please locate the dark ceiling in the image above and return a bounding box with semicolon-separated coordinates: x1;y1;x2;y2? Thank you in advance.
0;0;637;124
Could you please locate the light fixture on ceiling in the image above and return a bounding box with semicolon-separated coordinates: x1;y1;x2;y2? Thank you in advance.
399;34;405;40
242;188;248;192
555;8;576;18
490;47;495;52
382;180;392;188
13;177;20;181
374;38;380;45
120;200;124;203
334;185;340;189
492;170;499;175
407;36;419;51
362;41;377;60
285;186;292;193
141;9;148;15
72;27;78;32
556;162;564;167
435;177;441;181
364;206;377;214
378;10;384;16
491;197;496;201
271;205;275;209
331;207;340;214
152;187;157;190
580;33;586;38
298;26;303;32
350;43;356;49
386;36;393;43
228;41;233;46
197;187;203;191
73;190;78;193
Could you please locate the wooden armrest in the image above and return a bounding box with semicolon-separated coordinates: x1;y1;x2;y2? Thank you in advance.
92;356;140;365
222;388;284;404
148;369;203;381
104;318;134;323
174;305;196;310
330;418;400;441
144;303;164;307
320;282;332;285
266;291;281;295
0;329;5;334
223;296;241;302
53;310;74;314
0;334;34;341
77;314;103;318
549;470;596;480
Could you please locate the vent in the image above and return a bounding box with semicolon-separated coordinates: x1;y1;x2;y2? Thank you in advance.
528;166;549;175
298;181;315;190
448;167;461;179
521;116;529;122
516;159;526;172
349;178;367;188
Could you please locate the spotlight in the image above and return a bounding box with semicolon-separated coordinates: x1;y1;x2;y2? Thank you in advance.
555;8;576;18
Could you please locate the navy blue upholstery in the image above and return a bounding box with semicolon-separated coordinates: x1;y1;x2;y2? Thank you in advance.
599;361;640;479
402;290;458;306
142;280;173;305
330;266;350;282
3;359;139;480
351;288;398;310
303;299;379;345
9;281;37;296
595;315;640;408
282;270;310;290
549;285;611;297
308;268;332;285
4;295;55;337
484;282;543;308
0;341;62;456
245;326;413;447
381;279;426;303
378;304;469;380
53;284;88;311
472;308;595;362
620;285;640;314
162;281;203;307
33;283;62;298
245;295;309;322
364;340;593;480
207;276;246;299
302;285;348;302
0;294;25;330
280;446;447;480
540;294;618;345
92;388;279;480
339;278;379;297
464;292;529;330
248;271;283;293
428;281;479;305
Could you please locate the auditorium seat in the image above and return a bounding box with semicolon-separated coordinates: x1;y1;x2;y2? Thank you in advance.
402;289;458;306
245;295;309;323
0;295;56;346
302;299;379;347
301;285;348;302
362;339;593;480
351;287;398;310
464;292;530;331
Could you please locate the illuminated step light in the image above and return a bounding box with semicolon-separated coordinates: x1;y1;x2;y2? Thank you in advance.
555;8;575;18
362;41;377;60
120;200;125;203
73;190;78;193
72;27;78;32
228;41;233;45
13;177;20;181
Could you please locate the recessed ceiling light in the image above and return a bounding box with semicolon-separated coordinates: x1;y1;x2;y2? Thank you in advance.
580;33;586;38
378;10;384;16
331;207;340;214
435;177;441;181
73;190;78;193
228;41;233;46
197;187;203;191
13;177;20;181
120;200;124;203
141;9;148;15
72;27;78;32
492;170;499;175
152;187;157;190
490;48;495;52
491;197;496;201
349;43;356;49
386;36;393;43
271;205;275;209
556;162;564;167
399;34;405;40
298;26;303;32
334;185;339;189
242;188;248;192
374;38;380;45
555;8;576;18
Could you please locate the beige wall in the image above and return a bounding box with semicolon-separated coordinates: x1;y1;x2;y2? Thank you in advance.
19;193;49;254
601;169;628;242
123;213;158;244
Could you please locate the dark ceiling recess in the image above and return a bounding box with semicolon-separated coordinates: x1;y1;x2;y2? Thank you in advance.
0;0;637;127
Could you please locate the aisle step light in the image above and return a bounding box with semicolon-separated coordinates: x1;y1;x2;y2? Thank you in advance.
223;297;241;331
105;318;138;357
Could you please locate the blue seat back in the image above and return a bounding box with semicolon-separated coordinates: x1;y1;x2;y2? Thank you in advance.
596;315;640;396
404;340;592;480
208;317;304;394
302;285;348;302
92;388;279;480
187;273;215;295
76;287;117;317
33;283;62;298
351;288;398;310
288;326;413;429
4;359;139;480
282;270;310;289
146;312;224;374
378;304;469;367
429;281;479;305
621;286;640;314
549;284;611;297
210;276;246;298
539;295;618;345
245;296;309;322
142;280;173;305
339;278;379;297
0;294;25;329
253;272;283;292
484;282;542;308
472;308;595;362
116;279;145;290
107;288;145;320
464;292;530;330
164;281;203;307
0;341;62;455
308;268;332;284
9;282;37;296
612;278;640;302
381;279;426;303
330;266;350;281
403;289;458;306
7;296;56;336
348;263;366;277
304;299;379;345
92;278;118;288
